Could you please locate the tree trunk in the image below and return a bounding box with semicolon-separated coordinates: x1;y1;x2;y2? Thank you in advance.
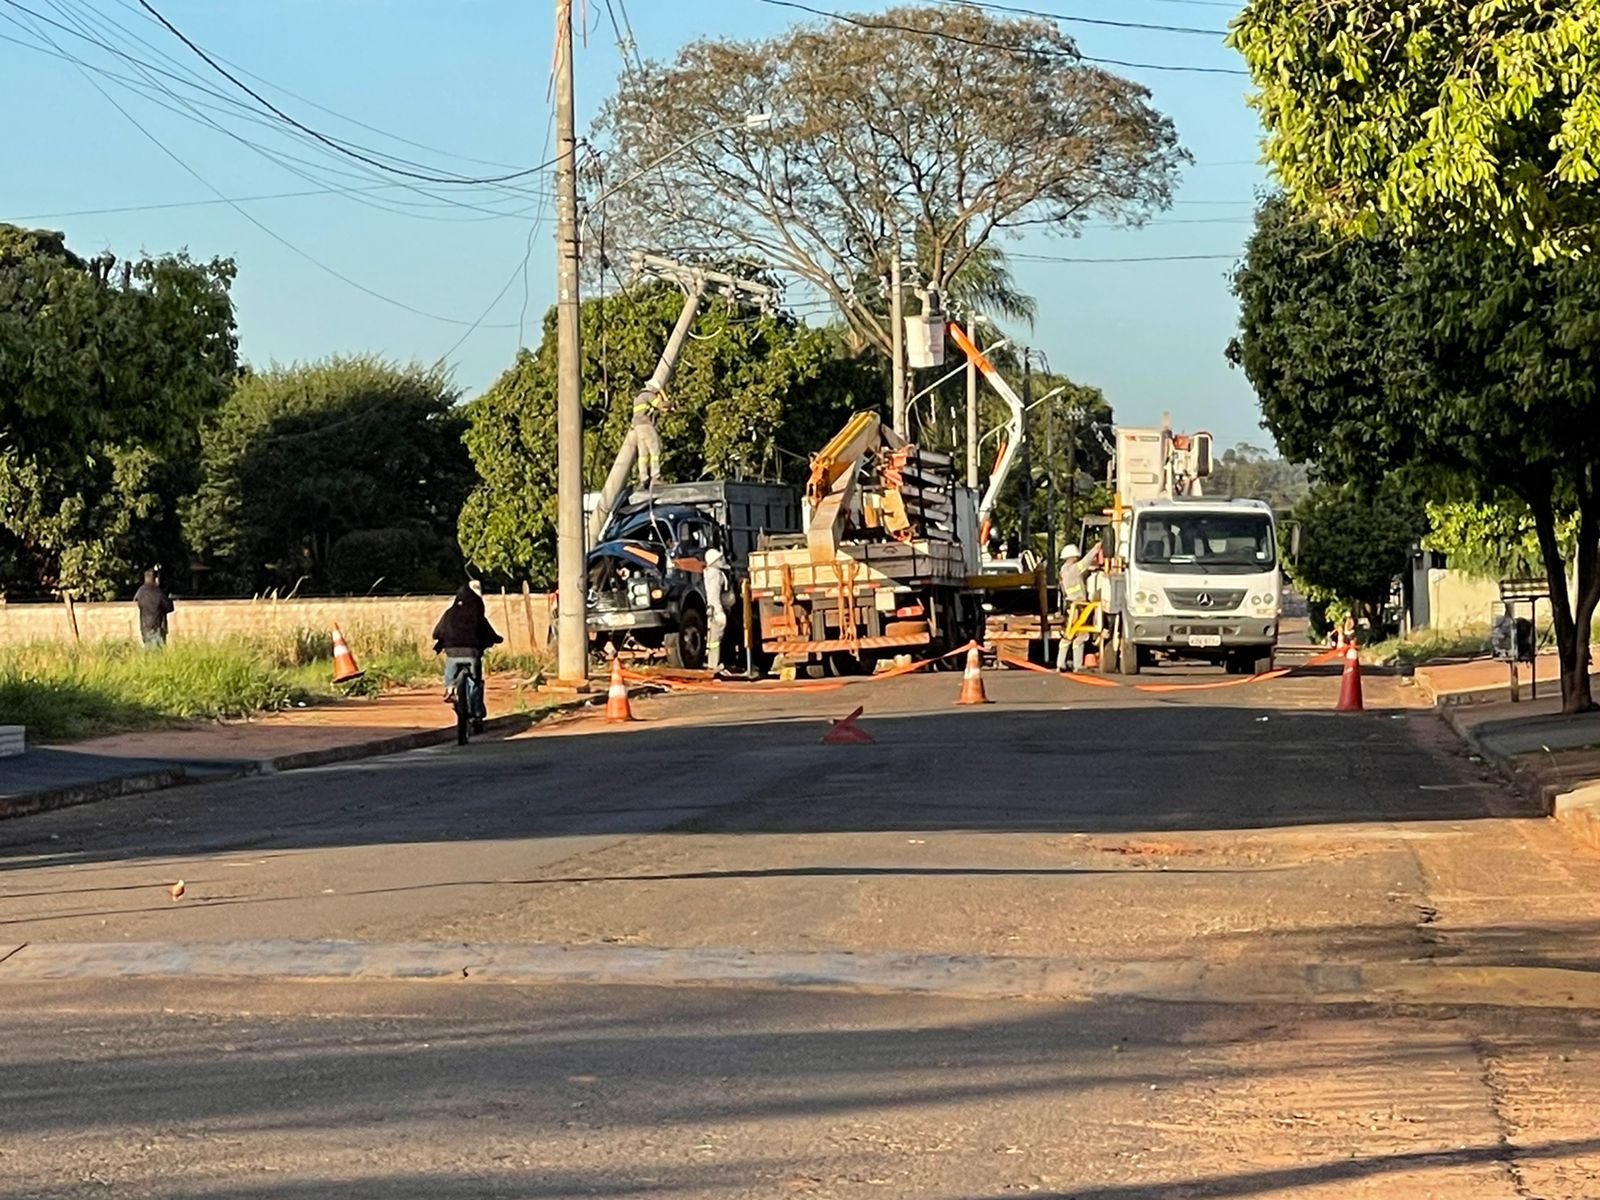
1529;490;1596;714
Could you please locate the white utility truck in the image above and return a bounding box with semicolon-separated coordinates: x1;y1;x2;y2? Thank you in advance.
1090;420;1282;675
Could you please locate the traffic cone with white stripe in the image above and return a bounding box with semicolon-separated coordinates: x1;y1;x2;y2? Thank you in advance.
605;654;634;723
956;643;991;705
1336;645;1364;712
331;626;363;684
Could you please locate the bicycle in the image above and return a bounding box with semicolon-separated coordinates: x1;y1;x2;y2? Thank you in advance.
443;658;484;746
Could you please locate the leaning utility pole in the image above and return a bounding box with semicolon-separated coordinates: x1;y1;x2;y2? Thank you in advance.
553;0;586;685
889;250;907;437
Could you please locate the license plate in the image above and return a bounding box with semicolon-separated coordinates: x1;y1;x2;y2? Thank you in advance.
1188;634;1222;648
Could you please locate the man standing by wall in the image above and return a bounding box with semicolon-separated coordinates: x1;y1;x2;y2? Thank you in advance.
133;569;173;650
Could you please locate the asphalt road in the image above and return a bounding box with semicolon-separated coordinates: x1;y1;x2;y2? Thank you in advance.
7;656;1600;1197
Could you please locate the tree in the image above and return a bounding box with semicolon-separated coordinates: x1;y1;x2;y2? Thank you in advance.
0;224;237;598
596;4;1184;359
1424;500;1578;582
186;357;471;594
1291;483;1425;629
1206;444;1311;512
460;287;883;587
1230;0;1600;260
1229;196;1600;711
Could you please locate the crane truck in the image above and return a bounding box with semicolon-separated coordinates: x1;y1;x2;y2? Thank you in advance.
1087;420;1282;675
746;411;982;675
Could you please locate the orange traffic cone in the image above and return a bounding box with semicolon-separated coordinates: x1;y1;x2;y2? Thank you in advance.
331;626;363;684
605;655;634;722
957;643;991;705
1336;645;1364;712
822;705;874;744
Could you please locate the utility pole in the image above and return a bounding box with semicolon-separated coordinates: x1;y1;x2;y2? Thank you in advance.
553;0;586;686
1045;393;1057;569
890;250;907;437
1018;349;1033;548
1065;404;1077;552
965;312;979;489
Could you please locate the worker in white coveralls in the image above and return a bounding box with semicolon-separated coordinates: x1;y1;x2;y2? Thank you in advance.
632;383;664;488
702;546;732;674
1056;542;1104;673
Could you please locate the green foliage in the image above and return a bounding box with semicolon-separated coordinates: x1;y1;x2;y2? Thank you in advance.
460;287;882;586
599;3;1184;358
0;224;237;598
1290;483;1425;613
186;356;471;594
1229;193;1600;708
1229;0;1600;259
1423;500;1578;581
1205;444;1310;512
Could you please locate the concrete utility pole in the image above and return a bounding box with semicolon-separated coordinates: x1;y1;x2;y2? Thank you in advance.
890;250;907;437
965;313;979;489
1018;349;1033;546
1045;394;1057;569
554;0;586;685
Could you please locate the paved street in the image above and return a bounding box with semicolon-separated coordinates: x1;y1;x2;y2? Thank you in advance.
7;657;1600;1197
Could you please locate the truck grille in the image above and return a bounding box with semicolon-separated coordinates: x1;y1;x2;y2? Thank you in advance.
1164;588;1245;612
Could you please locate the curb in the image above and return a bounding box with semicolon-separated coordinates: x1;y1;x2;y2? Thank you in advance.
1437;706;1559;817
0;766;187;821
0;697;600;823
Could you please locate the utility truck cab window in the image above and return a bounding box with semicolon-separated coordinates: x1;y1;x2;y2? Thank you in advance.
1134;512;1276;574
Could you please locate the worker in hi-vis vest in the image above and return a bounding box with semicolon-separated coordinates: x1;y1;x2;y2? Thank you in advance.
632;382;665;488
1056;542;1103;673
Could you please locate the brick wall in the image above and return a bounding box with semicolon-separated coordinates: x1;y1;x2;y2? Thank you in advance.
0;591;554;657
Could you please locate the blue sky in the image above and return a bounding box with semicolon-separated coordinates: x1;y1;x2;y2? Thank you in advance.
1;0;1271;449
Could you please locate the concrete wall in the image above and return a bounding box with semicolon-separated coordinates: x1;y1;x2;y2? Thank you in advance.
1425;570;1502;632
0;592;555;657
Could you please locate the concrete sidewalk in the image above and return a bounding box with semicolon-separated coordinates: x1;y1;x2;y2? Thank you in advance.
1412;651;1597;707
0;681;591;821
1444;697;1600;853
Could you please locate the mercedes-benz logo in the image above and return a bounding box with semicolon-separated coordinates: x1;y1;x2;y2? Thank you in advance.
1196;592;1214;608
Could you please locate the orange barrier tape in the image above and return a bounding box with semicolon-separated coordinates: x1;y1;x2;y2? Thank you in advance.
997;651;1124;687
1134;666;1293;694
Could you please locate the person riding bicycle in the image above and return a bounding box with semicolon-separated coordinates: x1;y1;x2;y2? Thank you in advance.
432;584;503;734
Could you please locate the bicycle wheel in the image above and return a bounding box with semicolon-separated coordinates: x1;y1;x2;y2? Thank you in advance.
454;684;471;745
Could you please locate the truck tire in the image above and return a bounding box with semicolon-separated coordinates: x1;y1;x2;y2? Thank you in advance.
664;606;708;670
825;650;870;677
1117;620;1141;676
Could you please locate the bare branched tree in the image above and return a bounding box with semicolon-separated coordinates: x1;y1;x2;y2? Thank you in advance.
594;4;1187;355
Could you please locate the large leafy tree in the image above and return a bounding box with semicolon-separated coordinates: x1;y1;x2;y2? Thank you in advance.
1230;0;1600;259
1291;482;1426;628
0;224;237;598
1230;196;1600;711
186;358;471;594
460;286;882;587
596;4;1184;358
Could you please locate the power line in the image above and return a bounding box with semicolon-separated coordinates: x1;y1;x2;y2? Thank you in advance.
104;0;533;174
1011;251;1238;262
132;0;560;185
12;5;519;329
2;6;547;222
753;0;1248;75
946;0;1226;38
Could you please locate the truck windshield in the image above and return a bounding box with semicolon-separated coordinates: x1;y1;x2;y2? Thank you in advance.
1134;512;1275;574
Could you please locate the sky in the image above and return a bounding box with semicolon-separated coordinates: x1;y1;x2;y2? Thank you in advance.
1;0;1272;450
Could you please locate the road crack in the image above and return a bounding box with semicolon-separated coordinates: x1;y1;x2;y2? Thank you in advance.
1473;1038;1538;1200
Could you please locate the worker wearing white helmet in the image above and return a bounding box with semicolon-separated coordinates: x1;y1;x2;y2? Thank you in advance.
702;546;732;674
1056;541;1102;673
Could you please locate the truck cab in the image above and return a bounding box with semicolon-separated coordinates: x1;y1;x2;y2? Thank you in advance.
585;481;799;670
1119;496;1281;673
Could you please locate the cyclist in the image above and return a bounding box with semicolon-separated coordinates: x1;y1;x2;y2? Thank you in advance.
431;584;503;734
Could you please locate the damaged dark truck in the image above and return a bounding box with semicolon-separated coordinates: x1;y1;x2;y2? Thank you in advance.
585;481;800;672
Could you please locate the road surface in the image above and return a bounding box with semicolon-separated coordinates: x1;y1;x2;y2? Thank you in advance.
6;655;1600;1198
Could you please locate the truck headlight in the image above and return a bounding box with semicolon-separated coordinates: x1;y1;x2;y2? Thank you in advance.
1249;593;1280;617
629;580;652;607
1130;590;1159;616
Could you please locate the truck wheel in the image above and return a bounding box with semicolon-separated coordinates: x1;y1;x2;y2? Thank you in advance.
1117;622;1141;676
664;607;707;670
825;650;869;677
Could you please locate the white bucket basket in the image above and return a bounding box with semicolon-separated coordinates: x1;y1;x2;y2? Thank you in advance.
904;314;946;368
